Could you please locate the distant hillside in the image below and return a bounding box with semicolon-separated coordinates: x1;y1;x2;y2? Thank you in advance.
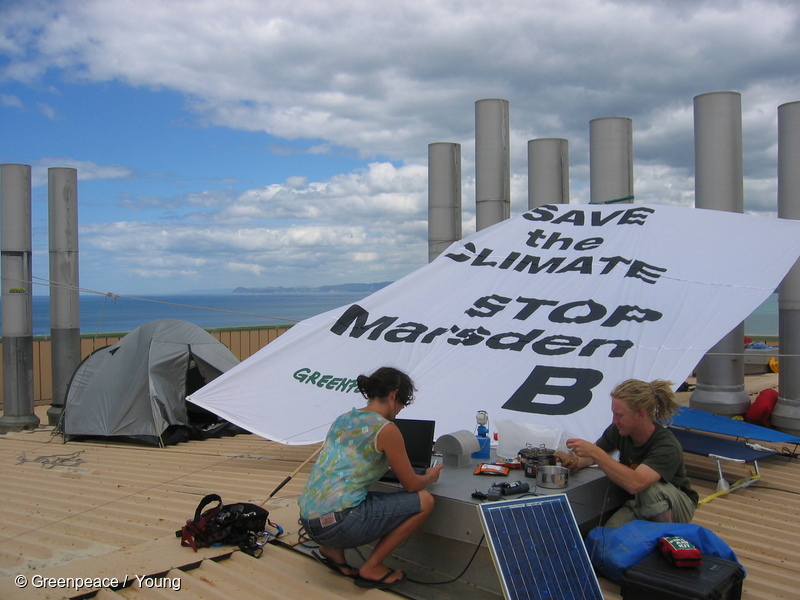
232;282;393;295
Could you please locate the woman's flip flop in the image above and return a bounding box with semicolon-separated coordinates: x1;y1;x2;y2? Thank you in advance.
354;568;407;589
311;550;358;578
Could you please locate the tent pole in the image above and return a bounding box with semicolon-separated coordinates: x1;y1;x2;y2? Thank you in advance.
263;445;322;504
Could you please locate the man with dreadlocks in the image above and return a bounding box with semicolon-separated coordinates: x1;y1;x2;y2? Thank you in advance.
566;379;698;527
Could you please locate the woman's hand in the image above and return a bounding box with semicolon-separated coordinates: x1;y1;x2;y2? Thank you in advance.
425;464;444;483
379;423;441;492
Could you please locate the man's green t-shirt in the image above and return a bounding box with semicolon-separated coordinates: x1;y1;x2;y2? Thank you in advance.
597;423;699;505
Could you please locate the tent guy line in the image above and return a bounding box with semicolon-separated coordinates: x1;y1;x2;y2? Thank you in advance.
23;274;305;325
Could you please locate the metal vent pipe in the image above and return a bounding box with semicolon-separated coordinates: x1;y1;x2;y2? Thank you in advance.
0;164;38;432
428;143;462;262
475;99;510;230
528;138;569;208
589;117;633;204
772;101;800;435
47;167;80;426
689;91;750;414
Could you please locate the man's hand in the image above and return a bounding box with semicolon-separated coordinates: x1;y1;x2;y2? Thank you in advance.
566;437;661;495
565;438;601;469
555;450;581;472
566;437;594;457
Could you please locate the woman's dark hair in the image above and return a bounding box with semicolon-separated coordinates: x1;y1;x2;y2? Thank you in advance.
357;367;416;406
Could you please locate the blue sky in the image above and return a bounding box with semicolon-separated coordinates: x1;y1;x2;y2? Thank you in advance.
8;81;367;223
2;0;799;295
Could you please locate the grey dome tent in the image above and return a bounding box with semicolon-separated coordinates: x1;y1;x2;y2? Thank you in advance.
62;319;242;446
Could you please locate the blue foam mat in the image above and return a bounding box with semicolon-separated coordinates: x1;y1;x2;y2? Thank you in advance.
668;427;777;462
673;405;800;444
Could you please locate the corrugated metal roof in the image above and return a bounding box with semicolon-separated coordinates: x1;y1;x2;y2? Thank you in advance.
0;417;390;600
1;372;797;599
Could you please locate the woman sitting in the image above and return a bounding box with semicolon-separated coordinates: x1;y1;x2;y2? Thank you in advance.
298;366;443;589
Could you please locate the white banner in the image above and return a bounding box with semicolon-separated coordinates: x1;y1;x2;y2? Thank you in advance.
189;204;800;445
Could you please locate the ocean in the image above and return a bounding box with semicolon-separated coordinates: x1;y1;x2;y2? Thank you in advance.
14;291;377;336
744;292;779;338
1;290;781;338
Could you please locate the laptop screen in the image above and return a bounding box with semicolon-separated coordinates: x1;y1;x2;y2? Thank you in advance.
393;418;436;469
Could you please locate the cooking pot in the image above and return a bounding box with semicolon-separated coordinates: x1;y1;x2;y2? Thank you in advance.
535;446;556;467
517;444;556;465
519;444;557;478
517;446;539;465
518;444;556;464
536;465;569;489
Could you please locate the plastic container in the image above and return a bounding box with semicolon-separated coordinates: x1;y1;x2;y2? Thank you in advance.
621;551;744;600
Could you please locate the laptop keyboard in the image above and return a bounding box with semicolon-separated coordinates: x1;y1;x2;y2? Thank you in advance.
380;466;427;482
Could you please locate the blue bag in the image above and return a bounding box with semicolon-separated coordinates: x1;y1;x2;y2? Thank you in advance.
584;520;743;584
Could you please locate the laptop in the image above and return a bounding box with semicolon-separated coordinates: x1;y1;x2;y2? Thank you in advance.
379;418;436;482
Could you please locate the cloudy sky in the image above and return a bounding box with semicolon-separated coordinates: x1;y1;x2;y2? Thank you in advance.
1;0;799;296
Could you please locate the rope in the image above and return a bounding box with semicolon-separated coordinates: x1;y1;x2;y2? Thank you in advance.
589;195;635;205
17;275;795;357
701;350;798;358
17;450;86;469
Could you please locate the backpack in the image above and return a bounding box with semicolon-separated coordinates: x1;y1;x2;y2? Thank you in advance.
745;388;778;427
178;493;271;558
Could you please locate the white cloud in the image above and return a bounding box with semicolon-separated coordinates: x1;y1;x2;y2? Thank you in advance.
1;93;23;108
3;0;799;294
7;0;798;161
36;101;56;119
217;162;427;224
26;157;133;187
78;211;424;291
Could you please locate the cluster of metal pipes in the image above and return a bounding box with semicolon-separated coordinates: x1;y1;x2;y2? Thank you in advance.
428;93;800;435
0;166;79;432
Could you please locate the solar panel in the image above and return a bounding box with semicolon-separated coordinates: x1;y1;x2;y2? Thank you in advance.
477;494;603;600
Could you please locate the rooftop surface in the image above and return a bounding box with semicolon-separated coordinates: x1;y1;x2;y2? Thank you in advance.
1;372;797;599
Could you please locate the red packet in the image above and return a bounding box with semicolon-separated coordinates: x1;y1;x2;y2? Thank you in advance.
473;463;510;476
